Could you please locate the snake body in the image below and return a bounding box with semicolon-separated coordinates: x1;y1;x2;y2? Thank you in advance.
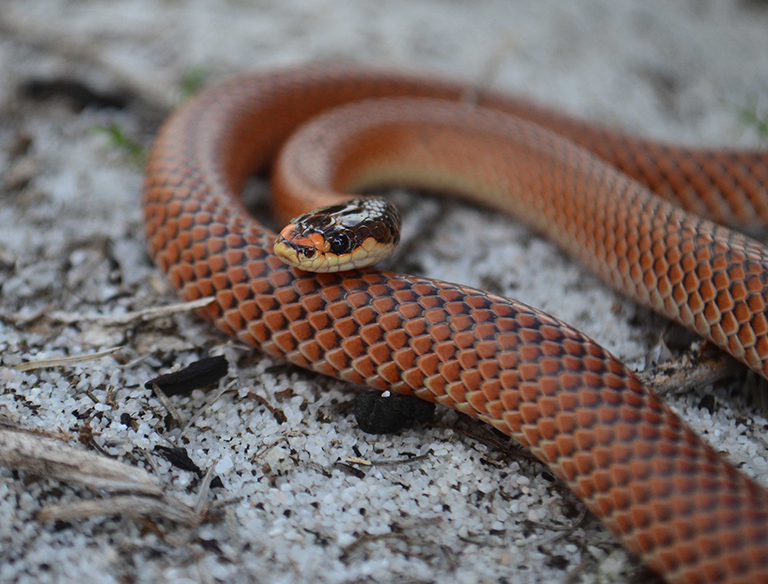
143;65;768;583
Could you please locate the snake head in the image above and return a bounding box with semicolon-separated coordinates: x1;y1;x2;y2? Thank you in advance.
274;198;400;273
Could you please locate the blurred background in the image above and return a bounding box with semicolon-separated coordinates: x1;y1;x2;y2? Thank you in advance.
2;0;767;140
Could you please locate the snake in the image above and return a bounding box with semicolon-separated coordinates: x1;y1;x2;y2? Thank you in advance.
142;64;768;583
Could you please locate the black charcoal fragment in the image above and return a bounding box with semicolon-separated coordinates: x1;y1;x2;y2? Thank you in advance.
145;355;228;396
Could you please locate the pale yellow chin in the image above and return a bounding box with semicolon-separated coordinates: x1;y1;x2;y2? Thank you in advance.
274;240;395;273
273;242;302;267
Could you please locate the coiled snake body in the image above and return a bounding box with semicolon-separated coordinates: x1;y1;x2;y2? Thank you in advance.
142;65;768;583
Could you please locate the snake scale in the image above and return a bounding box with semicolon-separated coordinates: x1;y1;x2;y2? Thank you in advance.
142;65;768;583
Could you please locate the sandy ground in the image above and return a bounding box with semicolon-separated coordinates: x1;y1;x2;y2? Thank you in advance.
1;1;768;583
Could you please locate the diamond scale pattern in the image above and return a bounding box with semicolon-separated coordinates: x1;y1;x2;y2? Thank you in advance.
143;65;768;583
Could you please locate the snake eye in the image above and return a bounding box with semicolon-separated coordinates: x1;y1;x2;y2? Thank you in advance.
301;248;316;258
330;232;351;254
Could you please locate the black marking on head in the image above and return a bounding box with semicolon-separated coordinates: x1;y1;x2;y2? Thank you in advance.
321;203;351;215
302;213;333;230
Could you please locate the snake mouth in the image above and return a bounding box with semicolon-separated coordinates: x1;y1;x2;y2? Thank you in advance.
274;234;340;272
274;237;395;273
283;241;317;259
273;240;347;272
274;239;314;264
274;224;328;269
